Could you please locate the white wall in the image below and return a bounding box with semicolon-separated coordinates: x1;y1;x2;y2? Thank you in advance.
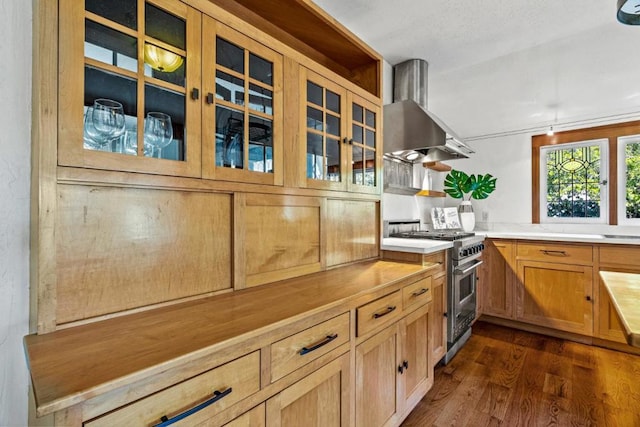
0;1;32;426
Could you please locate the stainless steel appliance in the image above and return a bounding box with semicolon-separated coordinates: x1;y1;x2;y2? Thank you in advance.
386;220;485;364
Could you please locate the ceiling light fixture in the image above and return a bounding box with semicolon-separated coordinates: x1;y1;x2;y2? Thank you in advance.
547;125;554;136
144;44;184;73
617;0;640;25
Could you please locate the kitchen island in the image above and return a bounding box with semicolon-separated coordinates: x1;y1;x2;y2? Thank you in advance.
599;271;640;347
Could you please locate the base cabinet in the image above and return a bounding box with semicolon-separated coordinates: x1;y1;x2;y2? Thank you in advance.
480;239;516;319
223;404;265;427
266;354;350;426
355;304;431;427
430;275;447;366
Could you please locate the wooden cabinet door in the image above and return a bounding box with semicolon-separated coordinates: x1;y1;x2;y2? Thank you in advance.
347;93;382;194
481;239;516;319
355;324;401;427
266;354;349;427
399;305;432;415
431;275;447;365
325;199;379;267
223;403;265;427
516;260;593;335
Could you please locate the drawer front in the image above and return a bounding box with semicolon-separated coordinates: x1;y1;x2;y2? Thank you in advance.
270;313;350;382
86;352;261;427
516;242;593;265
599;245;640;269
423;251;446;275
402;277;433;312
356;290;403;337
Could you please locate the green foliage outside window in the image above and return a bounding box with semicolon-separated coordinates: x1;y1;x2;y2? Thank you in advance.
625;142;640;219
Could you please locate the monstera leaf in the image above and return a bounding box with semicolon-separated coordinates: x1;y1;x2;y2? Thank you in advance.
444;169;497;200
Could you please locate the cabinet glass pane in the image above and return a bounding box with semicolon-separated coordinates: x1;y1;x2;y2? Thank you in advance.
85;20;137;73
144;43;186;87
307;81;323;107
327;137;341;181
248;116;273;173
307;132;324;179
326;90;340;114
216;37;244;74
86;0;137;30
352;104;363;124
366;129;376;148
145;3;185;50
248;84;272;115
364;148;376;186
144;84;185;161
216;70;245;105
352;145;363;185
249;53;273;86
307;107;323;131
216;106;244;169
366;109;376;127
326;114;340;137
352;124;363;144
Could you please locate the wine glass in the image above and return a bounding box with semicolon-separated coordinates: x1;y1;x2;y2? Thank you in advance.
144;112;173;158
83;106;103;150
91;99;126;148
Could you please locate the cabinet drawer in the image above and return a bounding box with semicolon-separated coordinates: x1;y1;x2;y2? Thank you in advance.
270;313;350;382
402;277;433;312
86;352;260;427
423;251;446;275
516;242;593;265
599;245;640;269
357;291;403;337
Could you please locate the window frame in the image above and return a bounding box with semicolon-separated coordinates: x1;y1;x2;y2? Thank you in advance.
617;134;640;225
539;138;609;224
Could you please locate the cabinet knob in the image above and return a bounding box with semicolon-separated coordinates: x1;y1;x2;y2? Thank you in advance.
586;295;592;302
398;365;404;374
206;93;214;104
191;88;200;100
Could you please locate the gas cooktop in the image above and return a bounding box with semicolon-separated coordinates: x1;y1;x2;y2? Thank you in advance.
389;230;475;241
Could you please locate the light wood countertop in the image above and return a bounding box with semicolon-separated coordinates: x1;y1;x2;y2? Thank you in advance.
24;260;434;416
599;271;640;348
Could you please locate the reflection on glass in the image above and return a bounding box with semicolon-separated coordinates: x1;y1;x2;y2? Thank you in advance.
249;53;273;85
352;145;363;185
248;116;273;173
85;20;137;73
145;3;185;49
366;109;376;127
352;104;363;123
216;106;244;169
326;90;340;114
248;84;272;114
216;37;244;73
144;112;173;158
366;129;375;147
307;107;323;131
307;132;323;179
85;66;137;116
352;124;363;144
326;114;340;137
143;44;186;87
327;137;341;182
86;0;137;30
216;70;244;105
364;148;376;186
144;84;185;160
307;81;323;107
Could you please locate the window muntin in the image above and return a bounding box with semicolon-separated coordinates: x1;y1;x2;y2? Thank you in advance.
540;139;608;223
617;135;640;224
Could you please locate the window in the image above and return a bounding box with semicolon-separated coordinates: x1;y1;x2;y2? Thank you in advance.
532;120;640;225
618;135;640;224
540;139;608;223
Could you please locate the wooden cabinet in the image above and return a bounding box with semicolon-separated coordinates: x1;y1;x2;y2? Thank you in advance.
355;303;431;427
326;199;379;267
480;239;516;319
266;353;350;426
223;403;265;427
515;242;594;336
301;67;382;194
430;274;447;365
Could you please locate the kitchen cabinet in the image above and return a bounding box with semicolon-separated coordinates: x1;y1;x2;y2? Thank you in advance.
325;199;379;267
430;274;447;365
302;67;382;194
479;239;516;319
515;242;594;336
266;353;350;426
223;403;265;427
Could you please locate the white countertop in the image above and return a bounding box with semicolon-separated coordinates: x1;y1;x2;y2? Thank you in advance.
381;238;453;254
479;231;640;245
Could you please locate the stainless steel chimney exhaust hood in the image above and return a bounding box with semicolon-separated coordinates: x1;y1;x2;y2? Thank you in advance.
383;59;474;162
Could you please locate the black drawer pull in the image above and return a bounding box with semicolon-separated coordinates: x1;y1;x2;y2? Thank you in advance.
206;92;214;104
154;388;232;426
191;88;199;100
412;288;429;297
540;249;568;256
299;334;338;355
373;306;396;319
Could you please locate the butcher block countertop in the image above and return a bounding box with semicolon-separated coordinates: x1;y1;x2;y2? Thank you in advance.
599;271;640;348
24;260;436;417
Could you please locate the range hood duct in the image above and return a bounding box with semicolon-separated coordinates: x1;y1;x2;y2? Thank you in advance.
383;59;473;162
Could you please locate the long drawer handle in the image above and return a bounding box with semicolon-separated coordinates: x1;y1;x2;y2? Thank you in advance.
540;249;568;256
299;333;338;355
412;288;429;297
373;306;397;319
154;388;233;427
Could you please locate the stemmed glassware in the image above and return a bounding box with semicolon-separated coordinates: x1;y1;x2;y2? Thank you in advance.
83;99;126;150
144;112;173;158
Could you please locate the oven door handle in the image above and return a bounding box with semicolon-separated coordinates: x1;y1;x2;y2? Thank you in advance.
454;260;483;275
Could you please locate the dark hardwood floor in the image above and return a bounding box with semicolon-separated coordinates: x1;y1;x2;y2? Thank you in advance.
402;321;640;426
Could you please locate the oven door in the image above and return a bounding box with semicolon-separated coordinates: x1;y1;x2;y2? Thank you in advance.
450;259;482;339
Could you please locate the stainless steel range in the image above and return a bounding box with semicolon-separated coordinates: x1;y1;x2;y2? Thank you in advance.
386;220;485;364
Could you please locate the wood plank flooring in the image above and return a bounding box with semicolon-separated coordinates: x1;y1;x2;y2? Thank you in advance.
402;321;640;426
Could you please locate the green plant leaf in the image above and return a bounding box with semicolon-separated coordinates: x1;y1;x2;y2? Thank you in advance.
443;169;470;199
468;173;497;200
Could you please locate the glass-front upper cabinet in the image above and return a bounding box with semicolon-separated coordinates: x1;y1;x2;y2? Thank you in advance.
58;0;202;177
201;18;283;185
301;67;381;193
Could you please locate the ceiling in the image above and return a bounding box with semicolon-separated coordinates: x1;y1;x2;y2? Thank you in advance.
313;0;640;140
